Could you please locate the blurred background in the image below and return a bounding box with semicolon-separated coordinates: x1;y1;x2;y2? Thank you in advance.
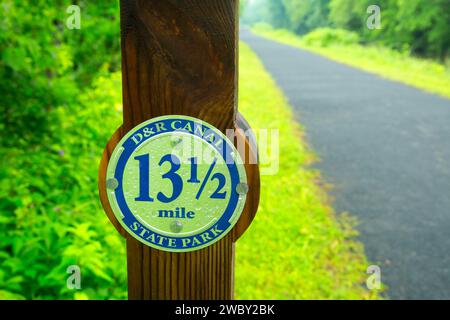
0;1;449;300
242;0;449;61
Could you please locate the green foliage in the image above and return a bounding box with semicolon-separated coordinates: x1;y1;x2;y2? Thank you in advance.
329;0;369;31
267;0;290;29
330;0;450;59
0;70;126;299
1;1;77;145
247;0;449;60
241;0;289;28
372;0;450;59
243;0;329;33
0;0;121;146
282;0;330;34
0;0;126;299
302;28;360;47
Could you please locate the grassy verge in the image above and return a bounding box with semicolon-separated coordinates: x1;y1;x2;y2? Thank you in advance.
252;24;450;99
235;43;380;299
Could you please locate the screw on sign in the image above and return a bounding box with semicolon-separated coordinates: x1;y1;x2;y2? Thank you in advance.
98;0;260;300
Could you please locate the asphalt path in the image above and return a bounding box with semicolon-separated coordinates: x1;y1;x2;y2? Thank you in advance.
241;29;450;299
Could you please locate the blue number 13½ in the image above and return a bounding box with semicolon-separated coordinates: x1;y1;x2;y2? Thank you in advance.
134;153;227;203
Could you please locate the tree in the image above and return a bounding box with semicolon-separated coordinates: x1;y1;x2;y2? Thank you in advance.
383;0;449;59
329;0;370;31
283;0;330;34
268;0;289;29
243;0;449;60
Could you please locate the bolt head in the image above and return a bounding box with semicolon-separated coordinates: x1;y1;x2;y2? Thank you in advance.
106;178;119;190
236;182;249;195
171;220;183;233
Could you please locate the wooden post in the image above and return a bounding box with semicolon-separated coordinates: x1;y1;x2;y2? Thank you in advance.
98;0;259;300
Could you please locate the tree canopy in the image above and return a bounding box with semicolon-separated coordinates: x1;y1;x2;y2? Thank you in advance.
242;0;449;60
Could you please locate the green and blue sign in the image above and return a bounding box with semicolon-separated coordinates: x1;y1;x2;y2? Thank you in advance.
106;116;247;252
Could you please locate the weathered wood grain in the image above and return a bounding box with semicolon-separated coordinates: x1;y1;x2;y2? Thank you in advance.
98;0;260;300
120;0;237;133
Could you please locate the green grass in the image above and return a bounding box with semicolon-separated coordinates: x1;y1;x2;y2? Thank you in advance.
252;24;450;99
235;43;380;299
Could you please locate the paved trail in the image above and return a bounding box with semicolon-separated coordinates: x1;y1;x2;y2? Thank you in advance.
241;30;450;299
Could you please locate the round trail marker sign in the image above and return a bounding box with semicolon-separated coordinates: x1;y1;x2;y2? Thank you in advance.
105;115;247;252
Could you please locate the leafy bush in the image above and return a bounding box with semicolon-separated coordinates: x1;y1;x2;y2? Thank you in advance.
0;1;127;299
302;28;360;47
0;0;121;146
0;71;127;299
